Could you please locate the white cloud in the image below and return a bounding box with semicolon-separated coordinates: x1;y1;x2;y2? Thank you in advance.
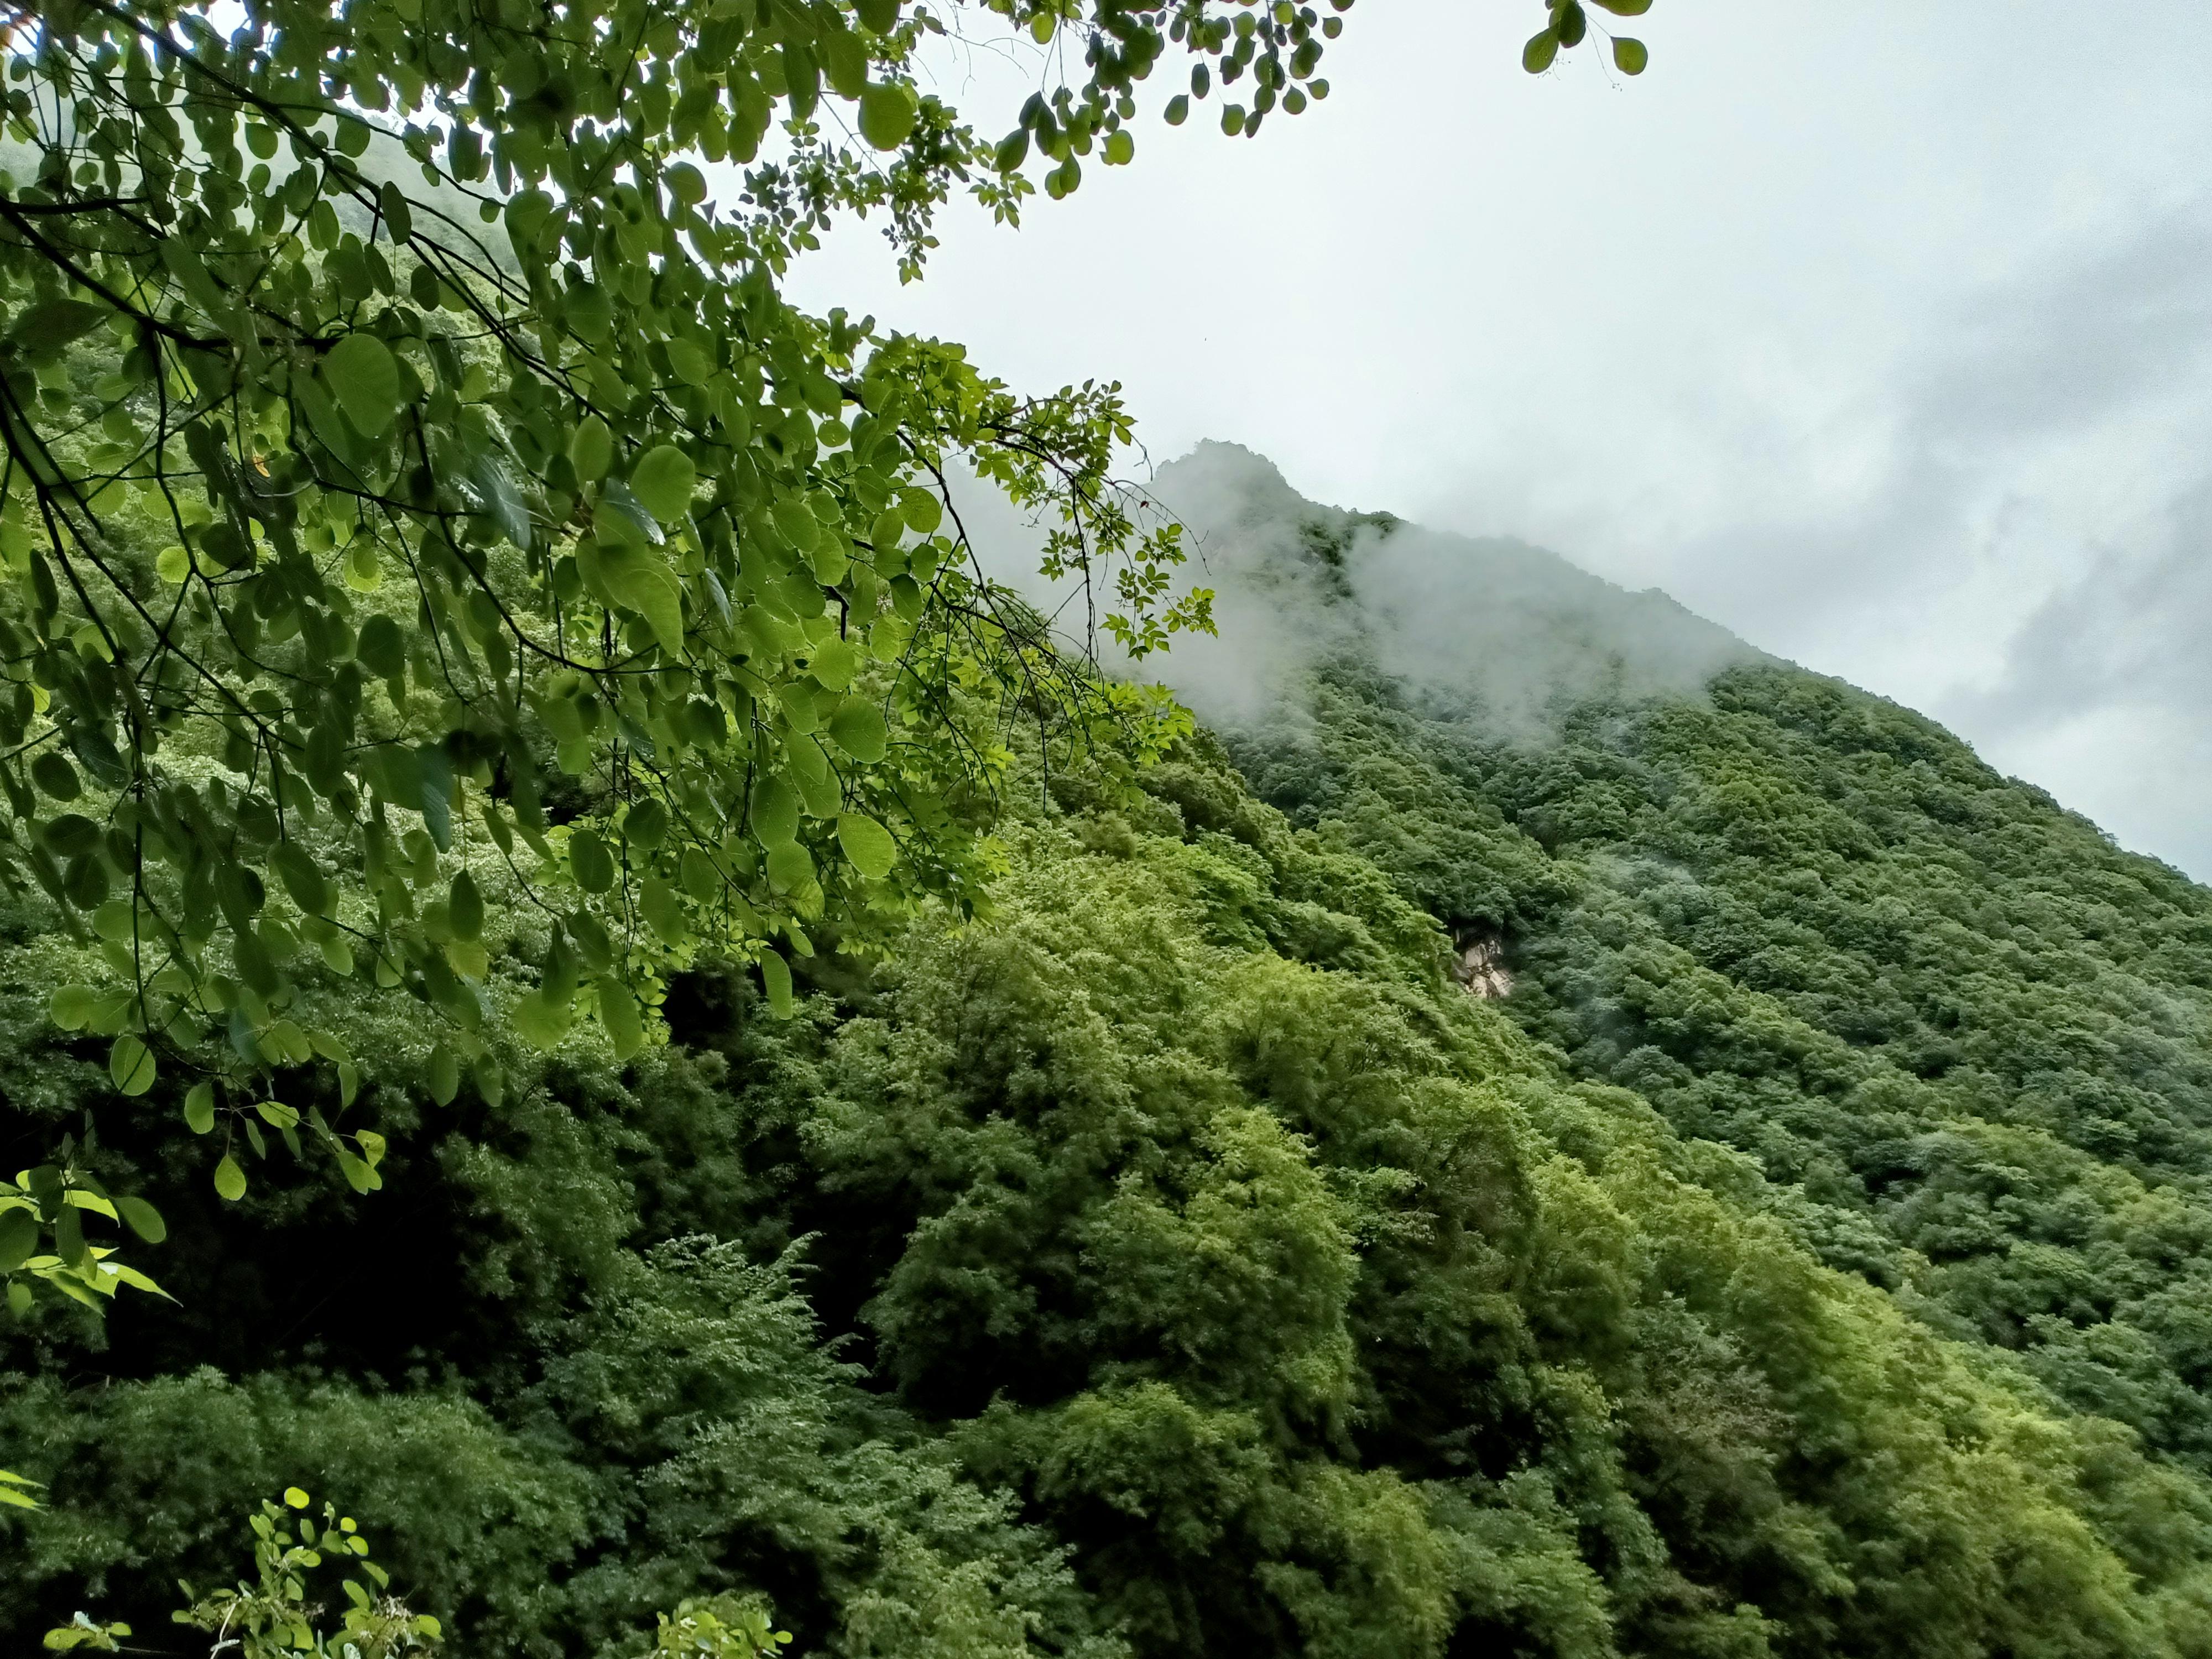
786;0;2212;877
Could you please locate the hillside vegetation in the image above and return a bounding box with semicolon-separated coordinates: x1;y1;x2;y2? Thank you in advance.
9;451;2212;1658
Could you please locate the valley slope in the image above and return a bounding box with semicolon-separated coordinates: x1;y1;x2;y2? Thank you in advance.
5;448;2212;1659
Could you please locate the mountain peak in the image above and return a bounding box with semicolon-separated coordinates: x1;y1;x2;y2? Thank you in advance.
1140;445;1767;734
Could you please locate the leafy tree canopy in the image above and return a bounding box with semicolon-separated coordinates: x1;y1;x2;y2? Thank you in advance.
0;0;1647;1308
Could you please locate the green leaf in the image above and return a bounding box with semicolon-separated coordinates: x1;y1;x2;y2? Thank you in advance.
858;83;919;150
1165;94;1190;127
854;0;899;30
821;25;869;97
322;333;401;437
827;697;888;762
449;869;483;940
1523;28;1559;72
473;456;533;550
758;950;794;1018
837;813;897;879
766;839;815;892
773;497;822;551
753;776;800;847
810;637;860;691
116;1195;166;1244
109;1034;156;1096
337;1147;375;1194
272;842;331;915
569;827;615;893
599;540;687;654
570;415;614;483
213;1155;248;1203
512;988;573;1052
427;1044;461;1105
896;487;942;534
1612;35;1647;73
623;799;669;851
378;180;413;243
9;298;107;352
285;1486;311;1509
594;482;664;550
32;751;80;800
357;614;406;680
681;848;721;902
159;239;230;319
0;1208;36;1272
185;1082;217;1134
598;975;645;1059
641;874;688;947
49;984;99;1031
629;445;697;521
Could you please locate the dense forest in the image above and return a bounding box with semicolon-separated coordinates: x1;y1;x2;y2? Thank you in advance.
11;445;2212;1656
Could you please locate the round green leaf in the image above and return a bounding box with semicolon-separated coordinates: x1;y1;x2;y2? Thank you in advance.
448;869;483;940
858;83;918;150
427;1044;461;1105
681;847;720;902
31;751;79;800
272;842;331;916
322;332;401;436
623;798;670;851
629;445;697;522
184;1082;217;1135
569;827;615;893
896;487;942;534
0;1208;36;1273
837;813;897;879
665;161;707;205
598;975;645;1059
766;839;815;892
1612;35;1647;74
827;698;888;763
213;1155;248;1202
773;497;822;551
50;984;99;1031
758;950;794;1018
116;1195;166;1244
1523;28;1559;72
570;415;614;483
641;874;689;947
109;1034;156;1096
357;613;405;680
753;776;800;847
512;988;574;1053
810;637;860;692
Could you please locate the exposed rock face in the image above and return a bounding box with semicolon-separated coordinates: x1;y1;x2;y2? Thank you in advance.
1452;932;1513;999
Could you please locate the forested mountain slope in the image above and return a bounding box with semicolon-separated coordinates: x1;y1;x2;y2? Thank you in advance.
1155;445;2212;1467
10;448;2212;1658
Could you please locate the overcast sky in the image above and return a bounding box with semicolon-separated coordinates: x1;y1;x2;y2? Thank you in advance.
789;1;2212;880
